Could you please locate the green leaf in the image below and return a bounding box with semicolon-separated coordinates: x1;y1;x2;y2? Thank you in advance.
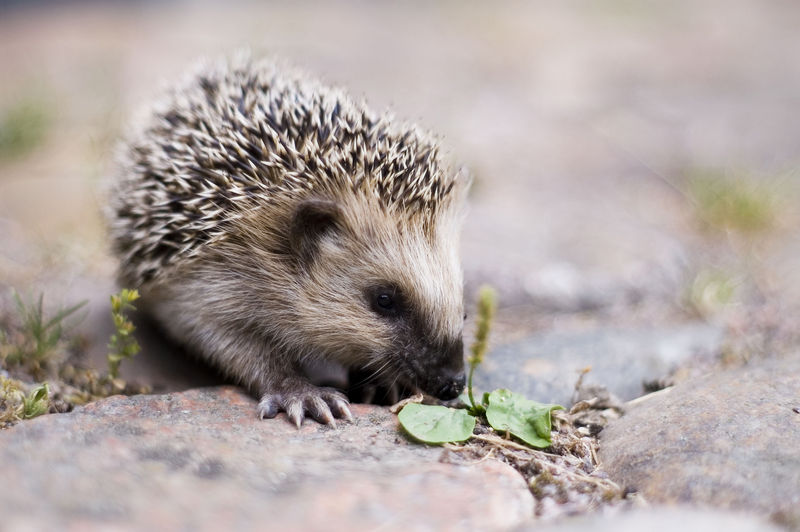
22;383;49;419
485;389;563;448
458;391;487;415
398;403;476;444
43;300;87;330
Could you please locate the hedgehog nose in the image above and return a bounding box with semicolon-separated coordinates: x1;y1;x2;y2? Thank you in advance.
434;372;466;400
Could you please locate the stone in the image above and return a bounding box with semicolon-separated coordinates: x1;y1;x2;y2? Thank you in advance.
0;387;534;530
518;506;782;532
599;356;800;528
473;324;724;406
521;262;630;312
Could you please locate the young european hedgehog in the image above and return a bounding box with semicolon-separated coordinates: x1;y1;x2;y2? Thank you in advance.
108;55;469;427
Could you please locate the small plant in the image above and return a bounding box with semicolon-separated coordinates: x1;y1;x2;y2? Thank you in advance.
21;382;49;419
0;288;147;429
397;286;563;448
0;377;49;426
0;329;9;361
686;269;739;318
466;285;497;415
687;169;778;233
0;376;25;427
107;289;141;381
0;95;51;159
5;292;87;378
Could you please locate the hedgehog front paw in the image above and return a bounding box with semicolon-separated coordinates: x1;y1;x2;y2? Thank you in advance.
258;386;353;428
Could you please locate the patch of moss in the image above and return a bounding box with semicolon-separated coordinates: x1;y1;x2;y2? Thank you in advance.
0;96;52;159
685;269;739;318
0;375;26;428
0;377;49;427
687;169;779;233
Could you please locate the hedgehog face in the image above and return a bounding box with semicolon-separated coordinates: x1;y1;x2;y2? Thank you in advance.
290;195;466;400
360;282;465;399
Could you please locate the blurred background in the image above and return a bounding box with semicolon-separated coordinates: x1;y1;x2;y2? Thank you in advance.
1;0;798;391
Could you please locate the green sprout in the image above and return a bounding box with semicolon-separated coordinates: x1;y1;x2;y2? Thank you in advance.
107;289;141;381
467;285;497;414
6;292;86;377
0;377;49;426
21;383;49;419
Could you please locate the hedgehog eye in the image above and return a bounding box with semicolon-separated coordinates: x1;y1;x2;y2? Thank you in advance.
368;286;402;318
377;293;394;310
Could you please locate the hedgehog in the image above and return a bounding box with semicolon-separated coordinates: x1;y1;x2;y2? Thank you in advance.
107;54;469;427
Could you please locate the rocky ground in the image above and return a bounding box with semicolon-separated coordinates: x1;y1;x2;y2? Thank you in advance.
1;1;799;530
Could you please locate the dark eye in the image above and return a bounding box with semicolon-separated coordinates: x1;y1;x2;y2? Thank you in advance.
377;293;394;310
368;286;403;317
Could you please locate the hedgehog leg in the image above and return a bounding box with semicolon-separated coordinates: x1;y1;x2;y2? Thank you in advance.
257;381;352;428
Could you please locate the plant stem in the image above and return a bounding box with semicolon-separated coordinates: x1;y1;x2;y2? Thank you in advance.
466;285;496;413
467;357;478;411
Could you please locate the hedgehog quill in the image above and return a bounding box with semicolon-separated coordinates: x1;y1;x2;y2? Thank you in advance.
108;55;470;427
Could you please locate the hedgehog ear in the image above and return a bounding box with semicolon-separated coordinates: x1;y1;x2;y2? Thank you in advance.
289;198;343;260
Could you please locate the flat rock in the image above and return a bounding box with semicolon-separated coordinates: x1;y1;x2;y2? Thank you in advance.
520;507;782;532
474;324;723;406
0;387;533;531
599;356;800;528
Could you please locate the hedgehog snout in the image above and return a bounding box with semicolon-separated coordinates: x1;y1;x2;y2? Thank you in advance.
422;337;466;400
431;371;466;400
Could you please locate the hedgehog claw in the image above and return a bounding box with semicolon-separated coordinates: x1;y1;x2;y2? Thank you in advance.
330;398;353;422
258;386;351;428
257;396;280;419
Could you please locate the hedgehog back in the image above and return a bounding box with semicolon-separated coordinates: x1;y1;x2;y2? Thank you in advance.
110;57;459;287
